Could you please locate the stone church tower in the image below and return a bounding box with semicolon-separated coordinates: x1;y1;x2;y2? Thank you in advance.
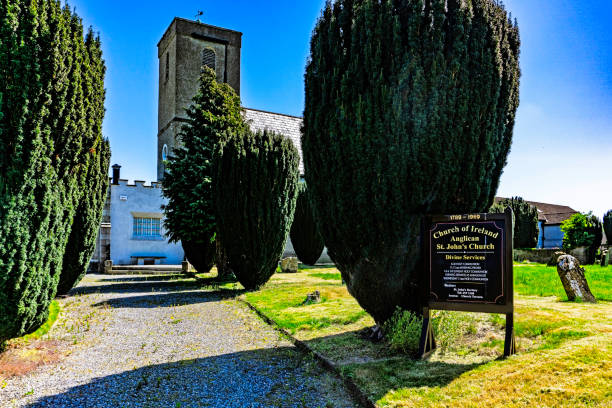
157;18;242;180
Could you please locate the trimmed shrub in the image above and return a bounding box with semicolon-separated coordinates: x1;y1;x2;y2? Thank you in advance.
490;197;539;248
182;239;216;274
604;210;612;243
215;130;299;290
162;67;247;273
561;212;603;264
0;2;106;340
289;183;324;265
303;0;520;323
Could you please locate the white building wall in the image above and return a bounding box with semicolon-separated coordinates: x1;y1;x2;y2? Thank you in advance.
109;180;184;265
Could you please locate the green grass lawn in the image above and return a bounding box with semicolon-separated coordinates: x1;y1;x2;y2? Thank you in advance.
515;263;611;301
242;264;612;407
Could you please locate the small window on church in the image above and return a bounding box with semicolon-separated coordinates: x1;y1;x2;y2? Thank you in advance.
133;217;162;239
165;52;170;83
162;144;168;161
202;48;216;72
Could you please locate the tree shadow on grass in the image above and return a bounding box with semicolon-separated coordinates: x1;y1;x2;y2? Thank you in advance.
21;347;353;408
341;357;483;402
304;330;486;404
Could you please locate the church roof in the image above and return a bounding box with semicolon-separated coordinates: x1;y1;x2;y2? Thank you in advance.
244;108;304;174
494;197;578;225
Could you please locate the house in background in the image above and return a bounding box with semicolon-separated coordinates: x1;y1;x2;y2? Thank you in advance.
495;198;579;249
528;201;579;248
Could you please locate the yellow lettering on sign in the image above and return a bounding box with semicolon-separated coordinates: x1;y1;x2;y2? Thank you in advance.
433;226;460;239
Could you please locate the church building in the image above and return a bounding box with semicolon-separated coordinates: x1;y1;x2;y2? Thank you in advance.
93;17;308;270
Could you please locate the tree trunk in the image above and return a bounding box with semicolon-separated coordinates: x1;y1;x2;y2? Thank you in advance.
215;240;234;281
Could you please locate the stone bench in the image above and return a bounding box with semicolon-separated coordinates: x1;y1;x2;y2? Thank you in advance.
130;255;167;266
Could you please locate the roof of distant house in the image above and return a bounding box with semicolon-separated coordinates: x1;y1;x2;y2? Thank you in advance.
494;197;579;225
244;108;303;174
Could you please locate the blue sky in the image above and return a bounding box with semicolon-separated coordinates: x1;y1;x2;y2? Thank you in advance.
70;0;611;218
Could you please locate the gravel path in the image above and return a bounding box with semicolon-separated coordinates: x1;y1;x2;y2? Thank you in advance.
1;274;357;408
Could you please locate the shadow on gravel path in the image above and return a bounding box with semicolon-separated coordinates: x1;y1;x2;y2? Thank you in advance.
25;347;348;408
90;289;245;309
69;278;207;296
72;274;246;308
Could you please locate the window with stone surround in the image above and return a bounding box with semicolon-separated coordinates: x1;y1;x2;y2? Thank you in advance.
133;217;162;239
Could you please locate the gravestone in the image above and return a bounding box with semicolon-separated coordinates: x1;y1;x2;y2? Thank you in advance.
556;255;596;303
280;257;298;273
600;250;609;267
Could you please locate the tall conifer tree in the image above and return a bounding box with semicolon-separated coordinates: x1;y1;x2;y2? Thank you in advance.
290;183;324;265
215;129;299;290
162;67;247;273
0;1;107;341
603;211;612;244
303;0;521;323
57;29;110;295
490;197;539;248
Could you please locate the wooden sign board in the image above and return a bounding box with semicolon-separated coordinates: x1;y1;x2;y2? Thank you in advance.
427;212;513;313
419;209;515;358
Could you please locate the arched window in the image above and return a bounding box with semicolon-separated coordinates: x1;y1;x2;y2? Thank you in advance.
202;48;216;71
162;144;169;161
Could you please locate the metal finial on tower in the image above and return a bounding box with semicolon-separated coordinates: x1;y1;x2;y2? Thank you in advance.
195;10;203;23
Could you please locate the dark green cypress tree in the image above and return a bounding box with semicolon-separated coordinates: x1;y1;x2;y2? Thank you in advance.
162;67;247;273
56;139;110;295
215;130;299;290
303;0;520;323
587;215;603;265
289;183;324;265
490;197;539;248
56;29;109;295
0;1;105;341
0;0;67;341
603;211;612;243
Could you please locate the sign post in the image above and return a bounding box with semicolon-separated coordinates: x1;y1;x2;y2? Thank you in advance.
419;208;515;358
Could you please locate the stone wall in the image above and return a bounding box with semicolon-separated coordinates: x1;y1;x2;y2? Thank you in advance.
513;248;559;264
